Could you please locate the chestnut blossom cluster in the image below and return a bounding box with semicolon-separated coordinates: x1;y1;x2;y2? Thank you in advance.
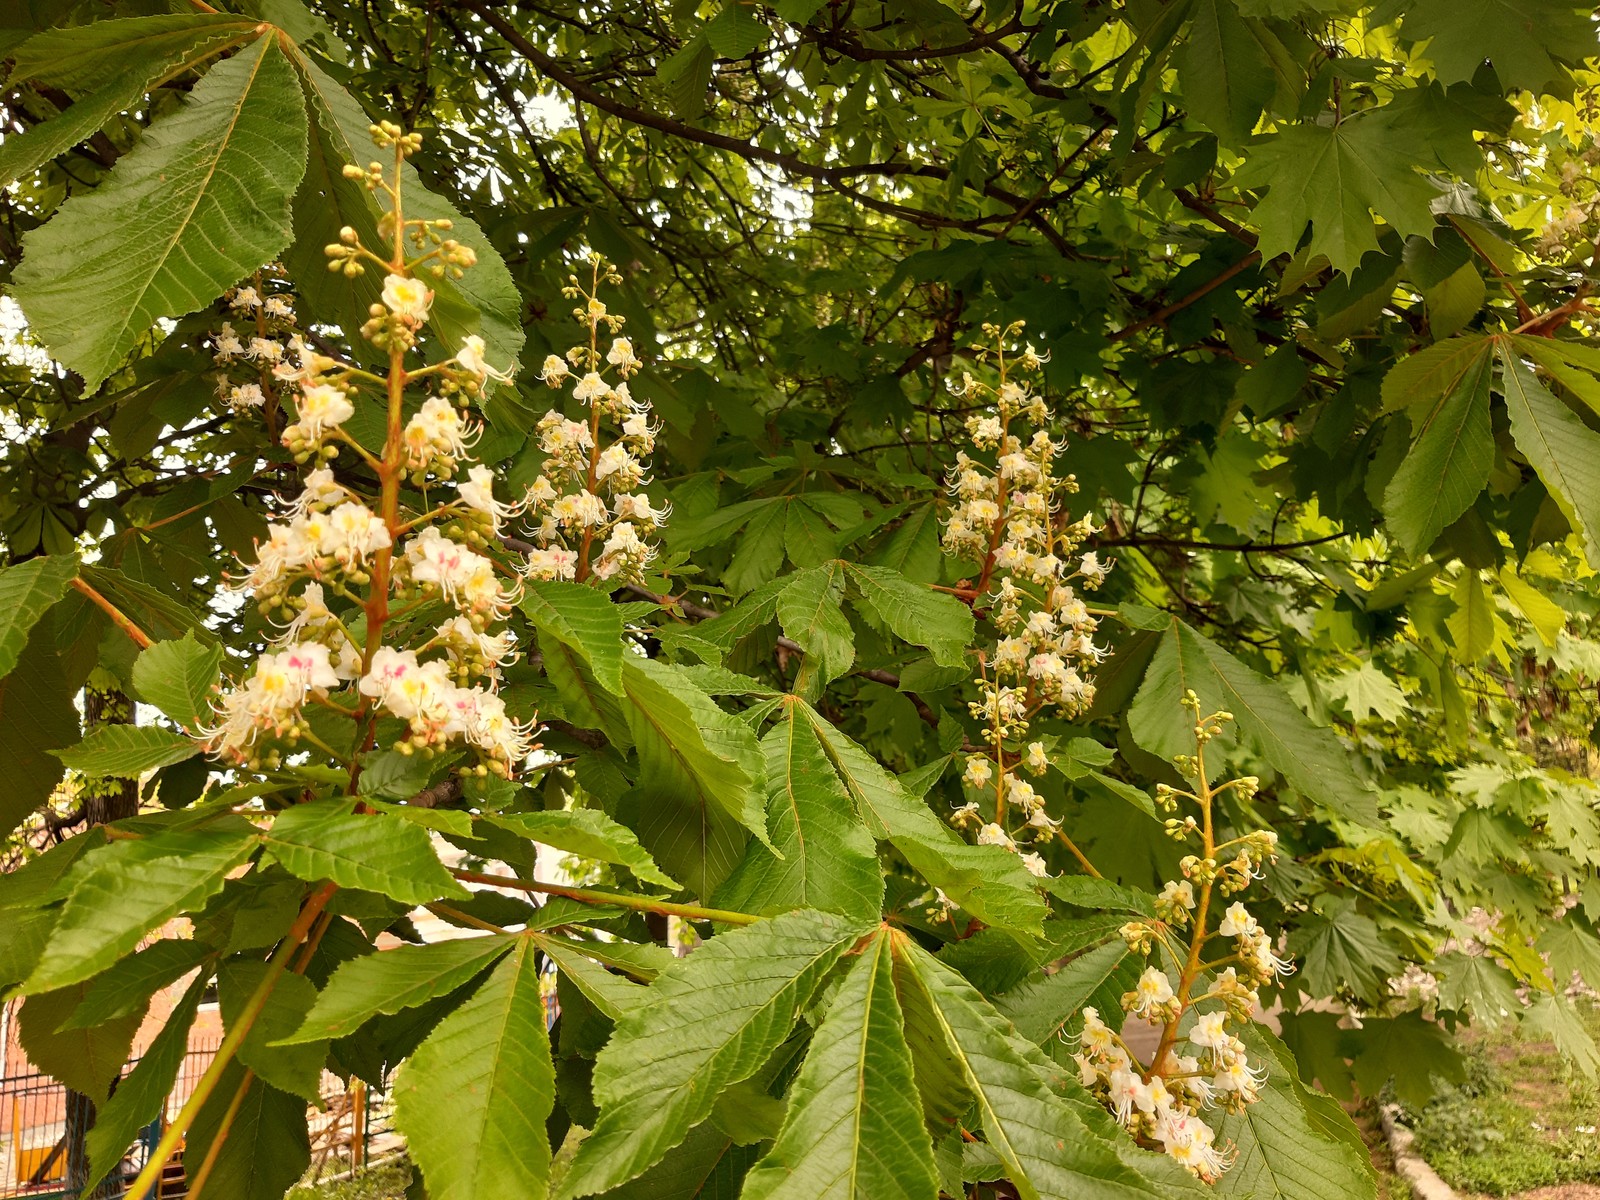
942;322;1108;875
520;253;666;584
203;121;534;778
210;271;303;414
1073;697;1289;1182
1534;149;1600;258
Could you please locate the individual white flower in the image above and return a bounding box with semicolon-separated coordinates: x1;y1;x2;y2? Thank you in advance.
1158;879;1196;912
572;371;609;403
1188;1011;1229;1051
322;502;391;564
976;822;1014;850
293;384;355;439
263;295;295;320
1127;967;1176;1019
525;546;579;581
1217;902;1258;939
963;755;994;789
229;286;262;311
551;491;610;529
214;323;245;360
1025;741;1049;772
382;272;433;323
607;337;640;374
537;354;570;385
457;334;514;384
1019;852;1048;878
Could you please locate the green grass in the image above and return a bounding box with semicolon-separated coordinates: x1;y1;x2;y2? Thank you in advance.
286;1163;411;1200
1399;1003;1600;1196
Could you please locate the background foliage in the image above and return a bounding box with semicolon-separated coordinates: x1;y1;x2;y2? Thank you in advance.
2;0;1600;1197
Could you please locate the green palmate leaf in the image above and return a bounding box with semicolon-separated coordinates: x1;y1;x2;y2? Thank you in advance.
892;939;1203;1200
741;930;938;1200
803;707;1046;935
1382;342;1495;554
84;976;206;1190
53;723;199;777
1287;901;1402;1001
1438;952;1519;1022
1326;662;1409;724
290;58;523;368
1498;347;1600;563
488;809;680;890
559;909;869;1199
12;34;309;391
60;937;210;1030
186;1062;311;1200
264;799;467;905
17;983;143;1102
1211;1028;1377;1200
1233;110;1440;272
0;555;77;680
283;934;516;1043
1387;0;1592;92
846;563;974;668
20;824;259;994
1128;617;1380;824
774;563;855;685
0;16;257;187
520;580;626;694
993;942;1139;1045
619;657;771;893
131;629;223;730
717;708;884;922
1176;0;1277;145
394;938;556;1200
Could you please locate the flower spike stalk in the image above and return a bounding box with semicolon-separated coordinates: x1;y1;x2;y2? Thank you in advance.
204;119;536;781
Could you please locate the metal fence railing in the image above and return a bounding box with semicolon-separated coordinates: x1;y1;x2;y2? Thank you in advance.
0;1045;392;1199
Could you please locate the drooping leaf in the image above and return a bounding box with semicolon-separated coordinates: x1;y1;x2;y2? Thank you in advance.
803;707;1046;935
84;976;207;1190
774;563;855;685
1128;617;1379;824
283;934;516;1043
264;799;468;905
186;1062;312;1200
219;960;327;1104
520;579;626;694
20;825;259;994
12;34;309;391
132;629;224;730
0;16;256;187
393;938;556;1200
488;808;681;890
717;707;884;922
53;723;199;777
892;938;1205;1200
0;556;78;680
1499;347;1600;563
1211;1027;1377;1200
1382;343;1495;554
741;930;938;1200
17;982;143;1102
60;937;210;1030
1387;0;1592;92
846;563;974;668
558;909;868;1198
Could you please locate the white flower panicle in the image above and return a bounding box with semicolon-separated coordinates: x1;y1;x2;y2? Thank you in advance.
210;268;305;418
204;121;535;779
1073;696;1289;1182
519;252;666;586
942;322;1108;878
